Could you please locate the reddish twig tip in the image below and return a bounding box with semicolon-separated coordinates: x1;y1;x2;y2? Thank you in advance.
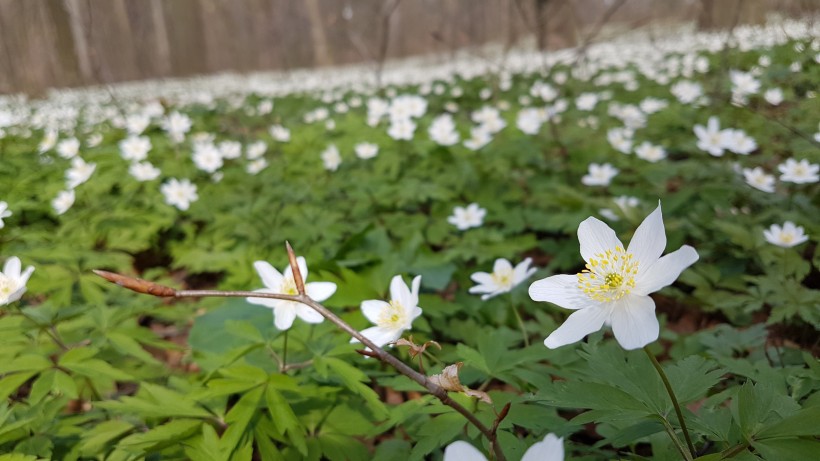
92;270;177;297
284;242;306;296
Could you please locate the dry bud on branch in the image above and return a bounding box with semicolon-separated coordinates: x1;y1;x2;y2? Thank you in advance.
92;270;176;297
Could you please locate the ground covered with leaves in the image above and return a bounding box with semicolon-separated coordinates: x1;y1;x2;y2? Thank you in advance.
0;18;818;461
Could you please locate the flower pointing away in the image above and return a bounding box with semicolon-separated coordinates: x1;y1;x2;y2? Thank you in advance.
444;433;564;461
246;256;337;330
529;203;698;350
469;257;537;300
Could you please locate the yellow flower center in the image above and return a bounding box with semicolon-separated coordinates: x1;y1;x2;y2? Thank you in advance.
491;270;513;289
378;300;407;329
281;277;298;295
576;246;638;303
0;275;15;298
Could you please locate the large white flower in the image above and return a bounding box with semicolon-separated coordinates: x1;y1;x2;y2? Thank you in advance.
247;257;337;331
469;258;537;300
0;256;34;305
353;275;422;348
763;222;809;248
529;204;699;350
444;433;563;461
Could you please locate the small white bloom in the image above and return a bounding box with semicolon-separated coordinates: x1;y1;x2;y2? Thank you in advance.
129;162;161;182
162;112;192;143
192;143;223;173
444;434;563;461
387;118;416;141
219;140;242;160
742;167;775;193
65;157;96;189
119;135;152;162
671;80;703;104
693;116;726;157
576;93;599;111
354;142;379;160
448;203;486;231
52;190;75;215
516;108;544;135
56;138;81;159
581;163;619;186
321;144;342;171
246;257;337;331
613;196;640;213
38;129;58;153
634;142;667;163
0;257;35;306
763;88;784;105
722;129;757;155
763;222;809;248
246;141;267;160
160;178;198;211
530;204;699;350
469;258;537;300
778;158;819;184
246;158;268;175
429;114;460;146
269;125;291;142
125;113;151;135
0;201;11;228
353;275;422;348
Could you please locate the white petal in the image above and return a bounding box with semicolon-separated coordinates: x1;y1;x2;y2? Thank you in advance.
305;281;336;302
578;217;623;263
410;275;422;303
253;261;283;290
356;326;400;348
513;258;536;284
469;284;496;295
443;441;488;461
634;245;699;295
521;433;564;461
528;275;585;310
19;266;34;285
273;305;297;330
361;299;390;324
492;258;513;274
610;294;659;350
284;256;309;282
470;272;494;285
390;275;413;309
246;289;281;308
295;304;324;324
544;306;609;349
3;257;21;279
628;204;666;273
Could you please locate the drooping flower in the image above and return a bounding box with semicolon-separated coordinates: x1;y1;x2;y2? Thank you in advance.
448;203;486;230
763;222;809;248
52;190;75;215
0;256;35;306
529;204;699;350
469;258;537;300
247;257;337;330
444;433;564;461
352;274;422;348
65;157;96;189
742;167;775;193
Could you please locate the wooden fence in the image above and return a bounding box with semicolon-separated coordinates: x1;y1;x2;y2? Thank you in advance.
0;0;814;95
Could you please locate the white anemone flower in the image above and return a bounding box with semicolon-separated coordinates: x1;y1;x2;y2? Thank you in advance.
0;256;35;306
0;201;12;228
247;257;337;331
763;222;809;248
529;204;699;350
469;258;537;300
353;275;422;348
444;433;563;461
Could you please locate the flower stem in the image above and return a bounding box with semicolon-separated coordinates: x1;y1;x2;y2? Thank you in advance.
644;346;696;458
510;302;529;347
658;415;694;461
282;330;289;368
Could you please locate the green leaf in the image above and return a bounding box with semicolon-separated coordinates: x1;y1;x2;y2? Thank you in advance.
220;386;264;457
117;419;202;452
0;371;37;401
265;384;307;456
315;356;388;419
79;420;135;455
408;412;465;460
752;438;820;461
757;406;820;439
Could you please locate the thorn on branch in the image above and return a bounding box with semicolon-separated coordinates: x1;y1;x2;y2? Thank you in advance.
92;270;176;297
284;241;306;296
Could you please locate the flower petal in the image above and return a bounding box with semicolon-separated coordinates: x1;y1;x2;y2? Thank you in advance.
628;203;666;273
19;266;34;285
295;304;324;324
356;326;400;348
3;256;21;279
528;274;586;310
283;256;309;282
492;258;513;274
410;275;422;303
513;258;536;284
544;306;609;349
246;289;280;308
390;275;413;309
634;245;699;295
521;433;564;461
443;441;487;461
610;294;659;350
578;217;623;263
253;261;282;290
305;281;336;302
273;304;297;330
361;299;390;324
470;271;494;285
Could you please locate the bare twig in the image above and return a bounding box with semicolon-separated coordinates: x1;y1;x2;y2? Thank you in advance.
94;242;509;461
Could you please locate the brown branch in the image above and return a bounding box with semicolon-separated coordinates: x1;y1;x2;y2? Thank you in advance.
94;244;508;461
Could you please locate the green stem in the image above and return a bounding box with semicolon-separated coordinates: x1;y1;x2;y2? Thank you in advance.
644;346;696;458
510;302;530;347
658;416;694;461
